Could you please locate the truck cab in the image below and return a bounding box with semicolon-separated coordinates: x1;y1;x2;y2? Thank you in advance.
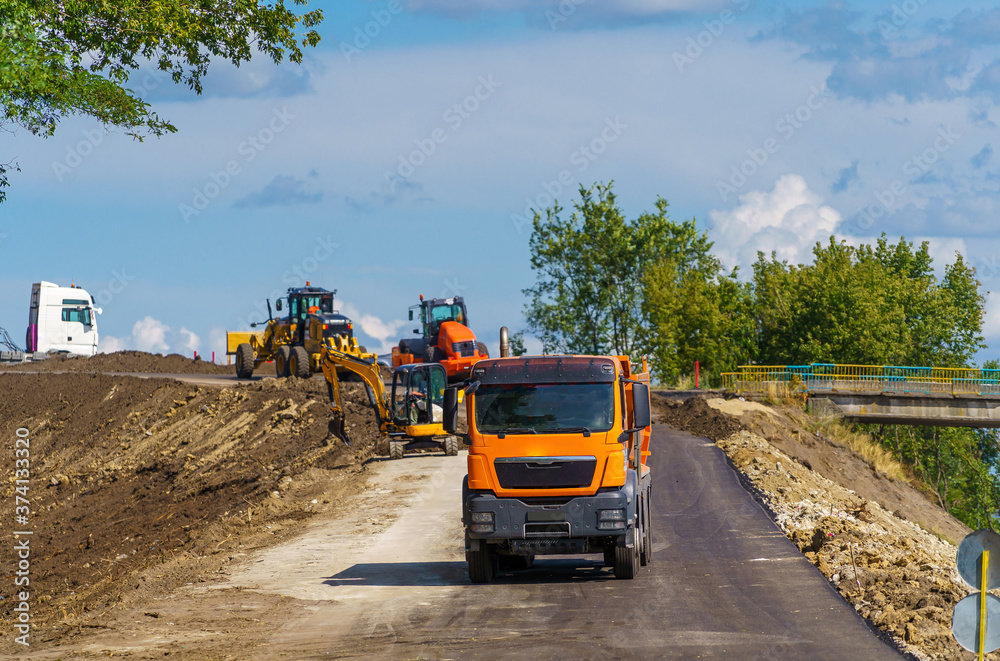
461;354;652;583
26;281;101;356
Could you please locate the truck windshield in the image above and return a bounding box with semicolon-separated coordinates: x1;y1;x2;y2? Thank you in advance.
475;383;615;434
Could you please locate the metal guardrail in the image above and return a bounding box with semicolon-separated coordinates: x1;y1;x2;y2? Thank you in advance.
722;364;1000;397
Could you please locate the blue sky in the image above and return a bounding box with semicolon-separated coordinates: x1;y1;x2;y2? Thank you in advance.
3;0;1000;362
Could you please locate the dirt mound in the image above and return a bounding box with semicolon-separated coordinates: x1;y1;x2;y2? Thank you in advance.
652;393;743;441
0;372;380;654
1;350;232;374
708;398;969;546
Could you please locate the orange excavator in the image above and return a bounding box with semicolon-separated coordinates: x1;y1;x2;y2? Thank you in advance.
392;295;488;382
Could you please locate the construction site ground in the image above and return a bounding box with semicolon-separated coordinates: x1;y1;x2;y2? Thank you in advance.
0;351;980;659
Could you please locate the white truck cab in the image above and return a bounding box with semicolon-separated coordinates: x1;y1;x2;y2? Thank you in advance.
26;281;101;356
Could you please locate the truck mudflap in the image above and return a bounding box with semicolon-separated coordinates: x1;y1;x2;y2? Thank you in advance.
463;471;640;552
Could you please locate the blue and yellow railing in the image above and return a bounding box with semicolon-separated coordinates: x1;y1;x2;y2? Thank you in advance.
722;364;1000;397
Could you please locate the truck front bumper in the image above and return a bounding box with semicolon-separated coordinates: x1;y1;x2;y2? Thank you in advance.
463;482;637;554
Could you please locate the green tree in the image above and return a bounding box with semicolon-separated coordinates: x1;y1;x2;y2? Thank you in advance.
523;181;718;363
508;331;527;357
0;0;323;201
750;235;985;367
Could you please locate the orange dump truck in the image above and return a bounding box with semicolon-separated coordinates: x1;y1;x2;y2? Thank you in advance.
455;333;652;583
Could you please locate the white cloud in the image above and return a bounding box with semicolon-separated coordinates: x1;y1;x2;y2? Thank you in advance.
132;317;171;353
179;327;200;353
340;302;409;354
98;335;125;353
708;174;842;274
98;316;170;354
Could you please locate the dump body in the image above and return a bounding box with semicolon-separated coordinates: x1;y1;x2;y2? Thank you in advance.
26;282;100;356
462;354;652;582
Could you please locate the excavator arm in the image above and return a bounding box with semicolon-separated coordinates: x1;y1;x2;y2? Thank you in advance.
320;342;391;444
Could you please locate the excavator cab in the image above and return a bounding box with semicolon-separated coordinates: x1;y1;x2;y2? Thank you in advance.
392;363;447;427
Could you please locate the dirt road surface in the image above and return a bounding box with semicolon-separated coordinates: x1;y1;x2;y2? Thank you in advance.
122;425;904;660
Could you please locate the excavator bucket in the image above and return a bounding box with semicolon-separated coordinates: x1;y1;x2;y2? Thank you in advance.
328;410;351;445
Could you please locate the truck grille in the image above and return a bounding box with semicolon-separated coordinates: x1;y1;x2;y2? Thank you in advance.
452;341;477;357
494;456;597;489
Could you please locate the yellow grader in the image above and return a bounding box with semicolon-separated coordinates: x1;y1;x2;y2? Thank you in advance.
227;283;375;379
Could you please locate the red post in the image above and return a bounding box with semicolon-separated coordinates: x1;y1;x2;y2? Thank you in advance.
212;351;216;363
194;350;198;360
695;361;700;389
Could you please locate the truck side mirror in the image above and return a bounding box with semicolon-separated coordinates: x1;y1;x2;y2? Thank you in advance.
443;386;459;433
276;299;283;311
632;383;651;429
409;310;413;321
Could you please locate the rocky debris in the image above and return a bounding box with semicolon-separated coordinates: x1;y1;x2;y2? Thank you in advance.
717;428;969;660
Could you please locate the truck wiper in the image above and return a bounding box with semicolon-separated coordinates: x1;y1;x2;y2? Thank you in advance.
548;426;592;437
496;427;537;438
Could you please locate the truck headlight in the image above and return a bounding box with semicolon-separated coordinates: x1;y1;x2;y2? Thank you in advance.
597;509;626;530
469;511;494;533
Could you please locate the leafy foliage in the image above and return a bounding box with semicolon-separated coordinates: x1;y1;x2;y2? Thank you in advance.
524;182;719;365
0;0;322;199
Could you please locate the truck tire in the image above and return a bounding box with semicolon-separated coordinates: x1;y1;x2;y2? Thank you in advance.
389;440;405;460
468;544;497;584
235;343;255;379
444;435;459;456
275;345;291;378
613;533;639;579
477;341;489;358
427;345;444;364
290;346;310;378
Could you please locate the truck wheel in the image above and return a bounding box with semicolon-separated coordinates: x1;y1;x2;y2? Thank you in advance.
235;343;255;379
427;346;444;364
275;346;291;377
290;346;310;378
613;534;639;579
468;544;497;584
444;435;459;456
389;440;405;460
477;341;489;358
